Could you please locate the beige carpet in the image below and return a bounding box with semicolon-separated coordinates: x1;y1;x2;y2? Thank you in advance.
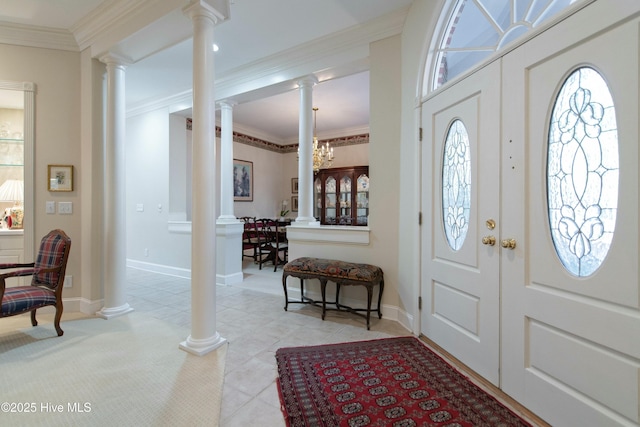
0;311;226;426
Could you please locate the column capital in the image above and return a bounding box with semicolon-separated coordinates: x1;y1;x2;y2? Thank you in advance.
217;100;237;110
99;52;132;68
183;0;230;24
297;76;318;89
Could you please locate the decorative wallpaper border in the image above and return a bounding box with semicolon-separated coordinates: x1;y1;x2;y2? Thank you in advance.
186;118;369;154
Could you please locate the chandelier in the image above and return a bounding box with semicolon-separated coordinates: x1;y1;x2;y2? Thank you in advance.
311;107;334;172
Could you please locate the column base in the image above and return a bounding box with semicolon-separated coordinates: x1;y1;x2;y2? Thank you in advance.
217;271;243;286
96;303;134;319
291;218;320;227
179;332;228;356
217;215;239;224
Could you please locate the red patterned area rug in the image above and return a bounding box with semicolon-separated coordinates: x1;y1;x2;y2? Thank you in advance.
276;336;531;427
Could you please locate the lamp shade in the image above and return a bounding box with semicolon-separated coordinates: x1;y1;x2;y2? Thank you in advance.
0;179;23;203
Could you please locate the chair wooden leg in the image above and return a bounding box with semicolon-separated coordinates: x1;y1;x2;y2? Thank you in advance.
54;306;64;336
30;309;38;326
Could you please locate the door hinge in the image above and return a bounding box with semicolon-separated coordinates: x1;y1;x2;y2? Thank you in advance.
419;127;423;141
418;211;422;225
418;296;422;310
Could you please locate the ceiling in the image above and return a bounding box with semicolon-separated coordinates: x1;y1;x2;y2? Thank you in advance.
0;0;415;144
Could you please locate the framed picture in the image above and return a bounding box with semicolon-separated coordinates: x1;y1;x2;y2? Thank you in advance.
233;159;253;201
48;165;73;192
291;177;299;194
291;195;299;212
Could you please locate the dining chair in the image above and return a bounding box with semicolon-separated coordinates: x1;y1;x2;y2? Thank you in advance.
240;216;258;261
256;218;287;271
256;218;274;270
271;220;289;271
256;219;288;271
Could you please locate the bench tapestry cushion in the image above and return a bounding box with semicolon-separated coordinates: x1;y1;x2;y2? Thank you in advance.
283;257;383;283
0;286;56;317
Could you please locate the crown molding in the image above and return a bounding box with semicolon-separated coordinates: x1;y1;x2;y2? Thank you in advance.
126;89;193;118
71;0;152;51
0;21;79;51
72;0;189;56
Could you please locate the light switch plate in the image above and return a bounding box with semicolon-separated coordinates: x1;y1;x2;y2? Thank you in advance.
58;201;73;214
46;201;55;214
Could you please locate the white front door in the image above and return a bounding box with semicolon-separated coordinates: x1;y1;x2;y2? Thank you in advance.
421;61;501;386
501;2;640;425
421;1;640;425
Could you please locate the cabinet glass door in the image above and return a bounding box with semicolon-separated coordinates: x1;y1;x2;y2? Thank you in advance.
339;176;352;225
0;98;24;230
356;174;369;225
314;177;321;220
325;176;336;224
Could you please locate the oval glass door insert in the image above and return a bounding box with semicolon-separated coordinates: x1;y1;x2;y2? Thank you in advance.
442;119;471;251
547;67;619;277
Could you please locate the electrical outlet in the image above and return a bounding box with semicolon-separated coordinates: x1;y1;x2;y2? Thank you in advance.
144;248;149;257
58;201;73;214
136;204;144;212
63;275;72;288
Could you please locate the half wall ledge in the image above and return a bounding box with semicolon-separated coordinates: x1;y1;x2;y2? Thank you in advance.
286;225;370;245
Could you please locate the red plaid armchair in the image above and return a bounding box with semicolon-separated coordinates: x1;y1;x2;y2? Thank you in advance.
0;229;71;336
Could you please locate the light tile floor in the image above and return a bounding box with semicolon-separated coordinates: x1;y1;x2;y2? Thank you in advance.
126;259;410;427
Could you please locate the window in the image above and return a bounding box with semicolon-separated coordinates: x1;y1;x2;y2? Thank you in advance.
442;119;470;251
429;0;582;92
547;67;618;277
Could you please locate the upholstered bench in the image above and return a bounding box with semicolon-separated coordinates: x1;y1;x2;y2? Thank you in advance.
282;257;384;330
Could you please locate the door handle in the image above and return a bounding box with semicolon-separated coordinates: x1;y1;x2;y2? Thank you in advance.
482;236;496;246
501;238;516;250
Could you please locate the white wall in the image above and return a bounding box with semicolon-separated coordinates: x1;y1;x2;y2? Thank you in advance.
127;108;191;270
398;0;445;333
232;143;285;219
0;43;82;297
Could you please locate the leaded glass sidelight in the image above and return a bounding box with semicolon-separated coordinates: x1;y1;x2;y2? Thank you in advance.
442;119;471;251
547;67;618;277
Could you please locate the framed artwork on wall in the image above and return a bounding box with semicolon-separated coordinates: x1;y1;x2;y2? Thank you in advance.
48;165;73;192
291;177;298;194
291;195;299;212
233;159;253;201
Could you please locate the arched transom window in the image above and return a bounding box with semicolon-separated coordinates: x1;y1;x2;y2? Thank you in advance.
428;0;582;92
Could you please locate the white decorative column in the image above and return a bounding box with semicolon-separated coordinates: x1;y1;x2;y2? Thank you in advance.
216;100;243;286
218;101;237;223
181;0;228;356
96;53;133;319
292;76;320;227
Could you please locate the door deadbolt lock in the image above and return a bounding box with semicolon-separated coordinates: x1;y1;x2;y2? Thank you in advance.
482;236;496;246
501;238;516;250
486;219;496;230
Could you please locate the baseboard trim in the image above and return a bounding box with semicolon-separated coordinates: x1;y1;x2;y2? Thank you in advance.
127;259;191;279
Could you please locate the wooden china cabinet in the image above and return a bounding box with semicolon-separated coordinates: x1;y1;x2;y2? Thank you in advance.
314;166;369;226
